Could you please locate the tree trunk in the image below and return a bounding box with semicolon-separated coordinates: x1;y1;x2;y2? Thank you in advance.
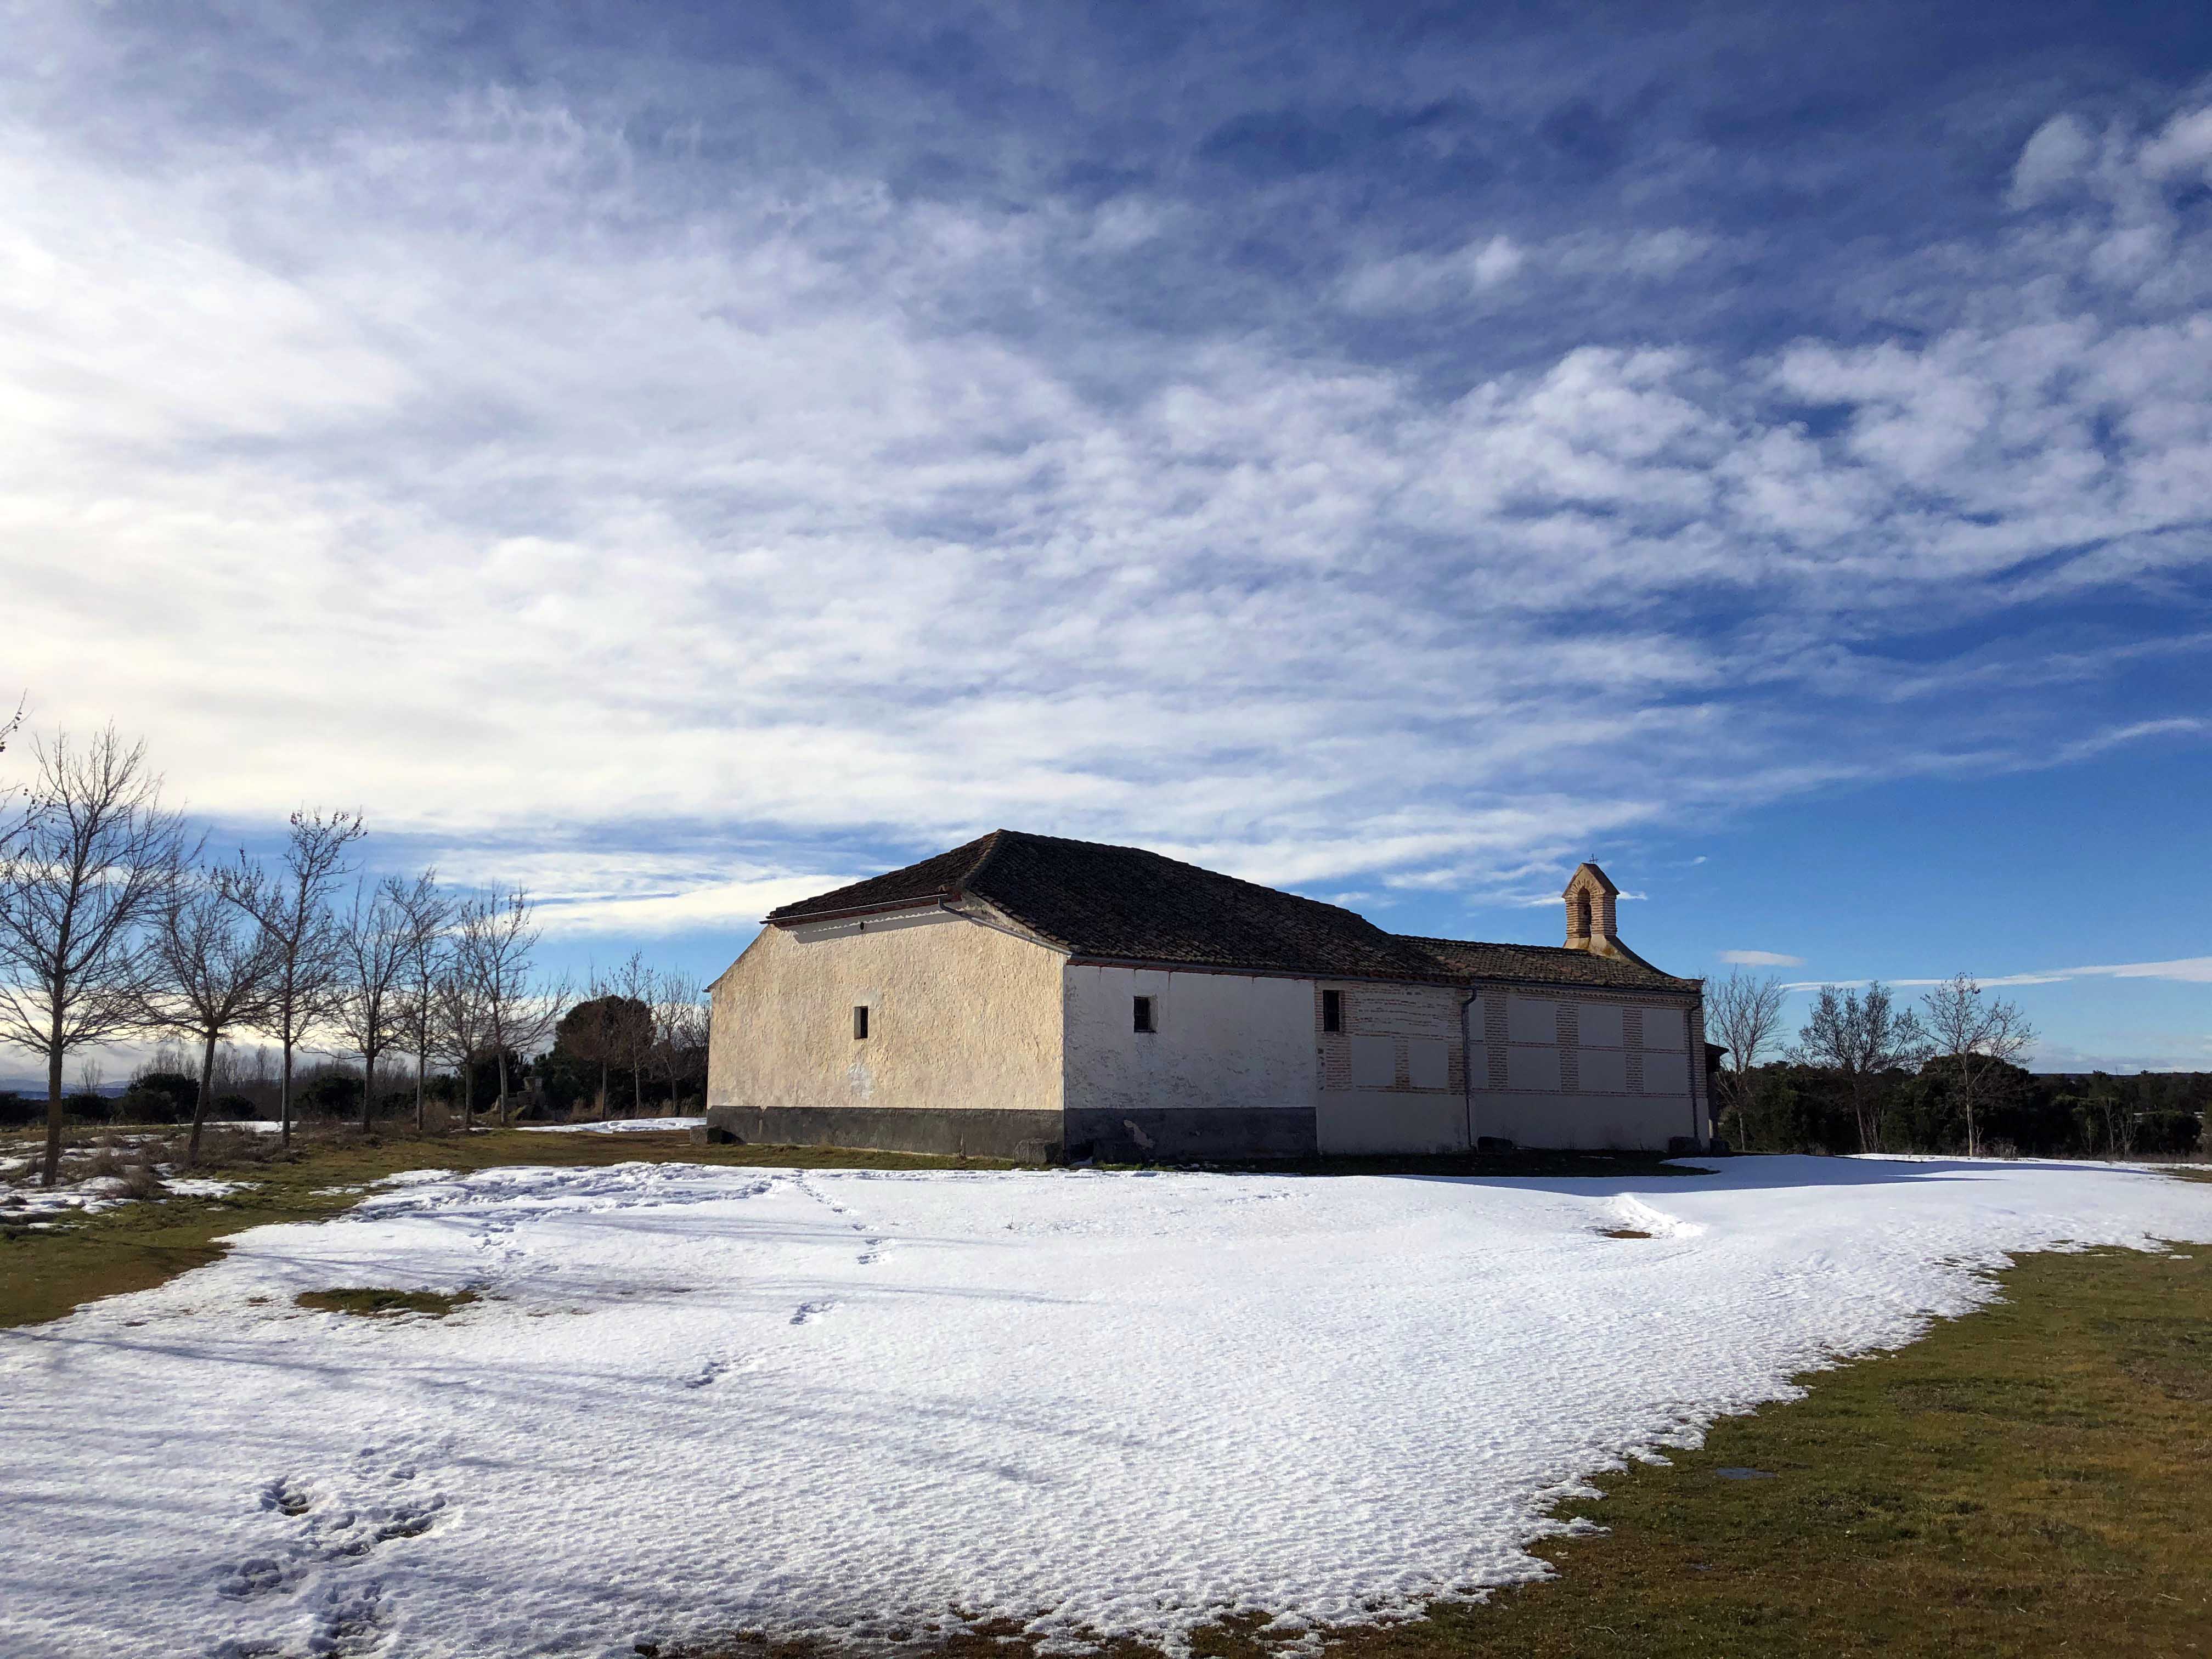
1852;1076;1881;1155
460;1058;474;1132
40;1018;64;1188
496;1049;510;1125
633;1059;642;1118
280;1039;294;1150
186;1029;218;1166
415;1039;427;1135
595;1061;606;1121
360;1052;376;1134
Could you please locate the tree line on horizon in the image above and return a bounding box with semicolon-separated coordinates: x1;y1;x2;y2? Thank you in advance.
0;724;710;1188
1703;971;2207;1159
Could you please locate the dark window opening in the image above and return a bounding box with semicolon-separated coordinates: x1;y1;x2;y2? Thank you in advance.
853;1005;870;1040
1576;892;1593;938
1322;989;1342;1032
1133;995;1155;1034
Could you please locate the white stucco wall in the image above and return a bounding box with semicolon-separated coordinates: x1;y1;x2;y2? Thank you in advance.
708;910;1066;1116
1061;965;1317;1116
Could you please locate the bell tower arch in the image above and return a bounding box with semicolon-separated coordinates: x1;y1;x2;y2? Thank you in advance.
1564;862;1621;956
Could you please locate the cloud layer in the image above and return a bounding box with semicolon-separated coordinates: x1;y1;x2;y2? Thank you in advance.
3;5;2208;946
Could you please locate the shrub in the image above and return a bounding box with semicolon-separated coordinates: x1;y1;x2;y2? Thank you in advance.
130;1072;199;1113
208;1093;259;1121
115;1087;184;1124
2134;1110;2203;1158
300;1074;362;1116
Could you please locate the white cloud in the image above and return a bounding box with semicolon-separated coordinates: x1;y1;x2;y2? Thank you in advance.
2139;107;2212;184
1719;950;1804;967
1337;233;1526;313
2024;956;2212;986
2007;113;2096;207
1338;226;1719;317
1785;957;2212;994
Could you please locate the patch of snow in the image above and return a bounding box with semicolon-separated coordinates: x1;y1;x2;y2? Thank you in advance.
1;1155;2208;1658
163;1178;253;1200
0;1176;139;1218
518;1116;707;1135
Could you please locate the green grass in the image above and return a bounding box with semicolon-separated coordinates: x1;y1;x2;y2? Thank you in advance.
1311;1238;2212;1659
293;1285;481;1318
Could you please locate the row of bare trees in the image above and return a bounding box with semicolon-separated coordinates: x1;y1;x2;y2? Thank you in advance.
0;725;705;1186
1707;969;2036;1154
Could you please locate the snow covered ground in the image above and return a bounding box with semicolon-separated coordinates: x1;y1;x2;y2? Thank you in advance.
518;1115;707;1134
2;1156;2207;1659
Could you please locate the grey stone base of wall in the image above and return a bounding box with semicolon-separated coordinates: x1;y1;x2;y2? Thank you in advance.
703;1105;1067;1164
1063;1108;1316;1164
701;1104;1320;1165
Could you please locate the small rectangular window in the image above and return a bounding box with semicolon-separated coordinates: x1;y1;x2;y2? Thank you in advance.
853;1005;870;1040
1321;989;1342;1032
1132;995;1155;1034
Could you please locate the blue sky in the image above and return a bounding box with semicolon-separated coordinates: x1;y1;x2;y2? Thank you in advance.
5;2;2210;1072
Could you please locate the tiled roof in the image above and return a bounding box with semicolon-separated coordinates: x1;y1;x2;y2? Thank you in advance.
1397;935;1697;991
768;830;1698;992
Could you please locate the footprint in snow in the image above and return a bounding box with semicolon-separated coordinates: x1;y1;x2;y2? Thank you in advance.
791;1299;838;1325
217;1555;294;1601
261;1475;314;1517
317;1587;392;1657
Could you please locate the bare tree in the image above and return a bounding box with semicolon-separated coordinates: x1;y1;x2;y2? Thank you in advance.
459;889;566;1124
610;951;653;1116
0;728;191;1186
1705;972;1787;1143
431;956;490;1131
650;967;710;1113
1792;981;1932;1154
331;880;410;1133
1921;974;2038;1158
387;871;453;1134
0;695;24;812
145;870;277;1166
227;810;364;1148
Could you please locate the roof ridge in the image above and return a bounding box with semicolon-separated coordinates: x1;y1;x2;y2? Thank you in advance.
950;828;1008;899
1393;931;1579;953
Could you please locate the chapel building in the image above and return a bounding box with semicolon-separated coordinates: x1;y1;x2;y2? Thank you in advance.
704;830;1709;1162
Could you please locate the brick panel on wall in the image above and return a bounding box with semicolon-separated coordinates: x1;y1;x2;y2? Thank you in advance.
1316;980;1468;1094
1313;980;1706;1116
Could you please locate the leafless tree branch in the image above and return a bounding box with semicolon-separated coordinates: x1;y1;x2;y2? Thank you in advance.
0;726;193;1184
225;809;364;1148
1792;980;1932;1154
